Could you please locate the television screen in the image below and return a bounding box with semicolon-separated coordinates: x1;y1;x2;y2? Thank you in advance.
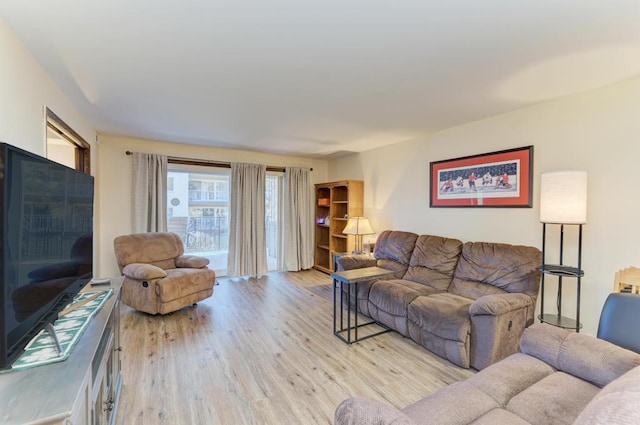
0;143;94;369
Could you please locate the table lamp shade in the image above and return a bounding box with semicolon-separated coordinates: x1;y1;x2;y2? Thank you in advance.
540;171;587;224
343;217;374;254
343;217;374;236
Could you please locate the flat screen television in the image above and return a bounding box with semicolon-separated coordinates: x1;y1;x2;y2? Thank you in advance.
0;142;94;369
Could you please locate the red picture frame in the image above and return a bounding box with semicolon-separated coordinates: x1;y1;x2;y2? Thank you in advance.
430;146;533;207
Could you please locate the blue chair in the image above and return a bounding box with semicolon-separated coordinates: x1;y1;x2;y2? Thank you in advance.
597;292;640;353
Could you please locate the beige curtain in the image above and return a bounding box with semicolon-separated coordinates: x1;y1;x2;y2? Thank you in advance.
283;167;313;271
132;152;168;233
227;162;267;277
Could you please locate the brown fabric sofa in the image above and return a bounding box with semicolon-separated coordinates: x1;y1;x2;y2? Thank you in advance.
336;230;541;369
113;232;216;314
334;323;640;425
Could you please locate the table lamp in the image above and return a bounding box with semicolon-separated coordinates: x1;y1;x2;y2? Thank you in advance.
343;217;374;254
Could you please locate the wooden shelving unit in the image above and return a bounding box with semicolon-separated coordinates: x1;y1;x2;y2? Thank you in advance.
314;180;364;273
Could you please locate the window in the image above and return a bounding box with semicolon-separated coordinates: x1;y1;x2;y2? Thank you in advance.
45;108;91;173
167;167;230;276
167;165;285;275
265;172;284;272
188;177;229;202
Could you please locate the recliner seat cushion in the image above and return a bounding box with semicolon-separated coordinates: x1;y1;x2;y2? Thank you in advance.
156;268;217;302
407;293;473;367
369;279;442;316
408;293;472;342
367;279;441;335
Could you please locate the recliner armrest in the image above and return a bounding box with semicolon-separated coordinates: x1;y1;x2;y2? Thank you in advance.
469;293;533;316
122;263;168;280
336;255;377;271
176;255;210;269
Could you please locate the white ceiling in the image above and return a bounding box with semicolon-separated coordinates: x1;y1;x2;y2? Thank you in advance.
2;0;640;158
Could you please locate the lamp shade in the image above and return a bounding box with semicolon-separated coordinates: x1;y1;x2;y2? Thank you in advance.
343;217;374;235
540;171;587;224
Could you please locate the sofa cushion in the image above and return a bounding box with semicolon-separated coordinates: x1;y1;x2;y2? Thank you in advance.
470;409;532;425
403;234;462;291
374;231;419;278
368;279;441;335
450;242;541;300
407;293;473;367
560;331;640;388
465;353;555;406
506;372;599;425
369;280;442;316
402;381;499;424
519;323;566;367
407;293;472;342
573;365;640;425
520;324;640;388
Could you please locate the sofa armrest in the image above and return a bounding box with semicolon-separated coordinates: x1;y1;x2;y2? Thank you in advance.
176;255;210;269
469;293;535;369
336;255;377;271
122;263;168;280
334;397;417;425
469;293;533;316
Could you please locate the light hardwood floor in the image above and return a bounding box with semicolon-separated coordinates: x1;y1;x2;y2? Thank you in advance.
116;270;475;425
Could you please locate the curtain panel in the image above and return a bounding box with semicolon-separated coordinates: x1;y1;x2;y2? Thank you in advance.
284;167;313;271
227;162;267;277
132;152;168;233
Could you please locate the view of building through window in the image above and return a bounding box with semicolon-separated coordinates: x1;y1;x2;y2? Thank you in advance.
167;168;282;276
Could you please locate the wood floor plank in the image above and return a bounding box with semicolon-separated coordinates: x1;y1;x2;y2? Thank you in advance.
116;270;475;424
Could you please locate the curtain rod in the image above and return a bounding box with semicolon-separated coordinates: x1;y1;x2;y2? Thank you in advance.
125;151;312;172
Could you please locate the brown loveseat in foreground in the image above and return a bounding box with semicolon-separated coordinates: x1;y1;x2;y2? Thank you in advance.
337;230;541;369
335;323;640;425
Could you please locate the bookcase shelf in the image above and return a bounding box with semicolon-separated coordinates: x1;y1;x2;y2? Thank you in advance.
314;180;364;273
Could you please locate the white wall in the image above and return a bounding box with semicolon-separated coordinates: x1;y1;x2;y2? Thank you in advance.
97;135;329;277
0;18;101;268
0;18;96;158
328;76;640;335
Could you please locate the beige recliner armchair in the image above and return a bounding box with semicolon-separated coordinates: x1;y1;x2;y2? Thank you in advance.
113;232;216;314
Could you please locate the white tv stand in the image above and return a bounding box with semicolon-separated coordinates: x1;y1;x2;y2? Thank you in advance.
0;279;122;425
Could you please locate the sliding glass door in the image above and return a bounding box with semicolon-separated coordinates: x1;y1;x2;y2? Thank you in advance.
167;166;230;276
265;172;284;272
167;166;284;276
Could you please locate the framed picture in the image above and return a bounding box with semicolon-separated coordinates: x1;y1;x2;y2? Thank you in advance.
430;146;533;208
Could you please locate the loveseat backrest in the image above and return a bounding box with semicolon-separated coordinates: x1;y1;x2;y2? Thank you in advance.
521;324;640;388
449;241;542;300
113;232;184;273
374;230;419;278
404;234;463;291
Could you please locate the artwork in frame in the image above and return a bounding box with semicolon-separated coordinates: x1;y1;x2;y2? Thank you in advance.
430;146;533;208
